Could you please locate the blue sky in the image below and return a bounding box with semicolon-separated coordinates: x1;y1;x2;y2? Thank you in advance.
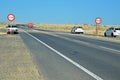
0;0;120;25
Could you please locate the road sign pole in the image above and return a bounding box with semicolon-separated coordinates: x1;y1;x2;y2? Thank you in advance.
96;24;99;35
7;14;15;34
95;17;102;35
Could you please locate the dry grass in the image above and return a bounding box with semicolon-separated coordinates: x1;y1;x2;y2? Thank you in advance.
35;24;110;35
0;30;6;35
0;22;7;28
0;22;110;35
0;32;6;35
0;22;7;35
0;34;44;80
35;24;73;30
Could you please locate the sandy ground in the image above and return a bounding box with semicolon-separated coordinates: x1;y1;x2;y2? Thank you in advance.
0;32;44;80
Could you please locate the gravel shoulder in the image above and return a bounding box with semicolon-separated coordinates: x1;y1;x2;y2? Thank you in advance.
0;31;44;80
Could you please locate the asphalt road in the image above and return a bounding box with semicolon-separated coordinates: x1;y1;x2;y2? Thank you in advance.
20;28;120;80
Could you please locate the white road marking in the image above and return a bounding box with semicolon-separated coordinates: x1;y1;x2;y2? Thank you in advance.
99;46;120;53
23;30;103;80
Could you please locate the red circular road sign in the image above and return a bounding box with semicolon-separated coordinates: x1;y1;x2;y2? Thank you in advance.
95;17;102;24
7;14;15;21
28;23;33;28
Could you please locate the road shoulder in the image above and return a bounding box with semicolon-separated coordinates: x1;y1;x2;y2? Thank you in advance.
0;33;44;80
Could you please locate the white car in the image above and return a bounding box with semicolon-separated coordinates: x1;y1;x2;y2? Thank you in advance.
104;27;120;37
6;25;19;34
71;26;84;34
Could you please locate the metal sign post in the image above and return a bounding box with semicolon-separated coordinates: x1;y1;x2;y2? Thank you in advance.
7;14;15;34
95;17;102;35
96;24;99;35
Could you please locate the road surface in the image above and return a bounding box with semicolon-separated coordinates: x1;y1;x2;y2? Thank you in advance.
20;28;120;80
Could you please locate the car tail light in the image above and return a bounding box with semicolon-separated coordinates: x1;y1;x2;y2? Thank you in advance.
6;29;8;32
114;30;116;32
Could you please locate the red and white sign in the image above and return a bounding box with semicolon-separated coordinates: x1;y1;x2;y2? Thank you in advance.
28;23;33;28
7;14;15;22
95;17;102;24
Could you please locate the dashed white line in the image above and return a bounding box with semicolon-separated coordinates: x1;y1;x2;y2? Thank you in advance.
99;46;120;53
23;30;103;80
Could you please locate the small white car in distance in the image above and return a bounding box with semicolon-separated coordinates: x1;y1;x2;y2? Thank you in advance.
6;25;19;34
104;27;120;37
71;26;84;34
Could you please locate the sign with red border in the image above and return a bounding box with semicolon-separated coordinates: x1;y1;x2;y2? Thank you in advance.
7;14;15;22
95;17;102;24
28;23;33;28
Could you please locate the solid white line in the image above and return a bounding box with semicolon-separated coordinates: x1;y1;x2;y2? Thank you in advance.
23;30;103;80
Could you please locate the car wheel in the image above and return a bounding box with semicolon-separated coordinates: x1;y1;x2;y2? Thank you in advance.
104;33;106;37
111;33;114;37
81;32;84;34
14;32;17;34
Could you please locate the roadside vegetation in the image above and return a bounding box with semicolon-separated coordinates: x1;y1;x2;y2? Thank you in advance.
35;24;110;35
0;32;44;80
0;22;7;35
0;22;44;80
0;22;111;35
0;22;7;28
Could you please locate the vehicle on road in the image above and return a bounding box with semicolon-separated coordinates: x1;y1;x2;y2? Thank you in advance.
6;24;19;34
104;27;120;37
71;26;84;34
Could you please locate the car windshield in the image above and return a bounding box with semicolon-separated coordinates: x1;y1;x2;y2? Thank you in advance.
12;25;17;28
115;28;120;30
7;25;17;28
77;27;82;28
73;26;82;28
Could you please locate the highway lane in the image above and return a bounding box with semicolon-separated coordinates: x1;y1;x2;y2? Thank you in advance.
35;28;120;51
20;30;96;80
20;29;120;80
55;32;120;52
